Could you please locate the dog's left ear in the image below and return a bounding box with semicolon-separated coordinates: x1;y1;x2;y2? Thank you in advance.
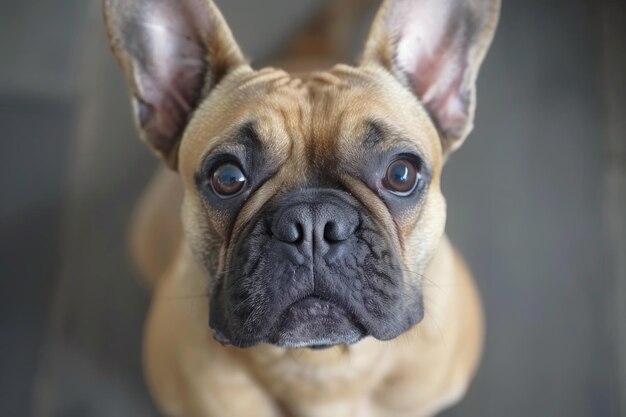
103;0;246;169
361;0;500;154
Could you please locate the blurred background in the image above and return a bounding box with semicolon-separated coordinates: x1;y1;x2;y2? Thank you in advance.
1;0;624;416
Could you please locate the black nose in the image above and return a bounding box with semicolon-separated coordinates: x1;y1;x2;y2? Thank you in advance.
271;190;359;256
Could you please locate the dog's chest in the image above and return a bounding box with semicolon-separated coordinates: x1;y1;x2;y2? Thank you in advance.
242;342;395;407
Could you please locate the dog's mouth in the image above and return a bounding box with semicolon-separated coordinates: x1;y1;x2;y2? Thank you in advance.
210;295;367;349
268;296;367;349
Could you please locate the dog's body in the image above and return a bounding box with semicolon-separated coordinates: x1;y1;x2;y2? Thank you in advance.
104;0;500;416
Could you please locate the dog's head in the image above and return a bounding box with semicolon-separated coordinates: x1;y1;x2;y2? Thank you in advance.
105;0;499;348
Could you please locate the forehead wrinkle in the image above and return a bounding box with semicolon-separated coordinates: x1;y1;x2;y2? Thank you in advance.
235;67;291;92
277;106;299;167
306;71;349;88
267;85;310;171
305;87;348;171
362;119;429;158
195;120;262;164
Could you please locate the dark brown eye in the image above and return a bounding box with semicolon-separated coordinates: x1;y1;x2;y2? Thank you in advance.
383;159;419;195
211;162;247;198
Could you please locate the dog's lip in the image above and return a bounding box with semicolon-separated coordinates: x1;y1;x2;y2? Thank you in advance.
211;327;233;347
278;296;353;323
209;295;368;349
268;295;367;348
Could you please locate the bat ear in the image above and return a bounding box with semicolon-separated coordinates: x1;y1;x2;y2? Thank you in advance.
103;0;246;169
360;0;500;154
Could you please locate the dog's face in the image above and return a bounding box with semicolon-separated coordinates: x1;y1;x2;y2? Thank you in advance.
179;66;446;347
105;0;499;348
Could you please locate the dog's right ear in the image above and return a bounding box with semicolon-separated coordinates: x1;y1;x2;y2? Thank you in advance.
104;0;246;169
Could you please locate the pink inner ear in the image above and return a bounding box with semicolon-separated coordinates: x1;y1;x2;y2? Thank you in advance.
106;0;245;166
133;3;208;152
410;44;471;139
389;0;474;140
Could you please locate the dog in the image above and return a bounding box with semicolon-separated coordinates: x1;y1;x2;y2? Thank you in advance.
103;0;500;415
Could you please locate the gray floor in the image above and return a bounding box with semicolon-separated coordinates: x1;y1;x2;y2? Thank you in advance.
0;0;623;416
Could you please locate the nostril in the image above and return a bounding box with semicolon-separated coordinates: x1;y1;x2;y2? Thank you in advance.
324;221;349;242
274;221;303;243
292;223;304;243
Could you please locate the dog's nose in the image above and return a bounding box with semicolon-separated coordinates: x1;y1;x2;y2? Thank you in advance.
271;191;359;256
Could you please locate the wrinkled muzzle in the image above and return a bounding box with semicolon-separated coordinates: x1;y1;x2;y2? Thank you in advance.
209;188;424;348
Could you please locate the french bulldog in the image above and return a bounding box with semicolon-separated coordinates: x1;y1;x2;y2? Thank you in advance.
104;0;500;415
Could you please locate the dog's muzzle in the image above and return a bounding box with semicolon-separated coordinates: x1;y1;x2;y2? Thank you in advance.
209;188;423;349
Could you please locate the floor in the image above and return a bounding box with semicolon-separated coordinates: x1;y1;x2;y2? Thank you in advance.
0;0;623;416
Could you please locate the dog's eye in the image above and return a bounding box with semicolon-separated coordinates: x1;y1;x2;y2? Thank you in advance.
383;158;420;196
211;162;247;198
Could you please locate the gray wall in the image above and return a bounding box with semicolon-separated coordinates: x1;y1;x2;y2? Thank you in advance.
0;0;623;416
